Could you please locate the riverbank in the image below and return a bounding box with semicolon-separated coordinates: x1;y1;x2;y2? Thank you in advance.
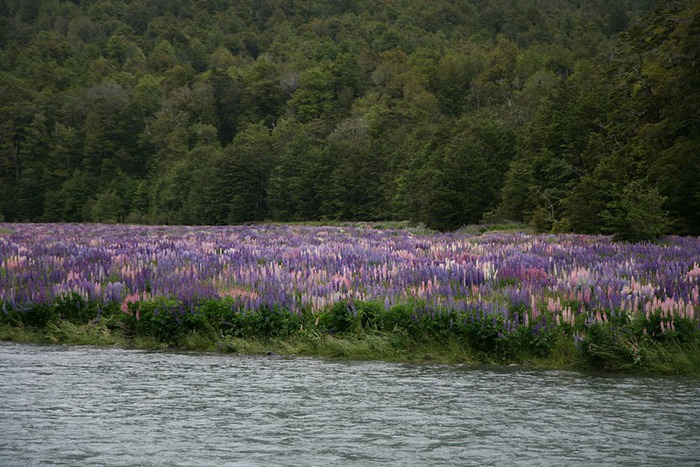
2;298;699;376
2;224;699;375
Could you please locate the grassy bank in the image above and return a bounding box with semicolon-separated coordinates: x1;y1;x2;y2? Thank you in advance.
2;295;698;376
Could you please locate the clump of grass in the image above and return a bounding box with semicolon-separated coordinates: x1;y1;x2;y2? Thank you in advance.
178;330;218;351
0;324;48;344
45;321;124;346
637;341;700;376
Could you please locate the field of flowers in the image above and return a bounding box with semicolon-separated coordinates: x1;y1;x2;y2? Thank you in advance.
1;223;699;370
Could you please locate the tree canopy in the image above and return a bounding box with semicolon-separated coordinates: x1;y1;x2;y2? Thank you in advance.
1;0;697;239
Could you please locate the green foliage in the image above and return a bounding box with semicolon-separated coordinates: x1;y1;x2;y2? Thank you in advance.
288;67;335;122
2;297;699;374
379;303;420;335
3;0;696;236
117;298;304;344
317;302;358;334
602;180;671;242
268;118;326;221
127;301;186;344
0;293;102;327
576;310;700;373
494;1;700;238
394;119;516;231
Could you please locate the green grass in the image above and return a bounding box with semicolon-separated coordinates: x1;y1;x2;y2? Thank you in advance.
0;324;47;344
457;223;534;235
3;321;698;375
1;296;698;375
260;220;433;234
0;322;461;362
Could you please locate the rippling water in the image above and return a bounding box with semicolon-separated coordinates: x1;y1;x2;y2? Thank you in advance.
1;342;698;466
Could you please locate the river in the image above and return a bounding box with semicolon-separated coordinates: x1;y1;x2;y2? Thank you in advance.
0;342;698;466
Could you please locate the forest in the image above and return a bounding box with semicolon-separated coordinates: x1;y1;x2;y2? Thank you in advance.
1;0;698;240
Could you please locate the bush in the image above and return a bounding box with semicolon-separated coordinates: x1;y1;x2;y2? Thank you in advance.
380;304;419;335
317;301;357;334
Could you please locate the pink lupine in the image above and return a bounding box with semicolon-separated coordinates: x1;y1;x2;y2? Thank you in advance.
531;294;538;319
0;222;698;344
121;292;141;314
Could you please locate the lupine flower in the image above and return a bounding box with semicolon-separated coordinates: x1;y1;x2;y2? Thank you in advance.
0;223;697;343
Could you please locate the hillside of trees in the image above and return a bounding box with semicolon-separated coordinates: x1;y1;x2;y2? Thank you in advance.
1;0;698;239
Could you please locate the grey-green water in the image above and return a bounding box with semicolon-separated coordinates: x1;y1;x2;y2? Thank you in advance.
0;342;698;466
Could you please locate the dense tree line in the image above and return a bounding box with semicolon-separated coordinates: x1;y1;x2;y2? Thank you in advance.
1;0;697;239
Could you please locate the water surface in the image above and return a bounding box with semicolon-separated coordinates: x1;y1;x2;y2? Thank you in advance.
1;342;698;465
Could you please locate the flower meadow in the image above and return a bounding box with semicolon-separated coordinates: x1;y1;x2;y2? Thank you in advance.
1;223;699;371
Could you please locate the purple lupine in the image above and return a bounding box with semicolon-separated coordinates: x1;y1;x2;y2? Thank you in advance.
0;223;698;342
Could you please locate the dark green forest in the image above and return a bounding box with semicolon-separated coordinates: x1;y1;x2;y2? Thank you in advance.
1;0;698;239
